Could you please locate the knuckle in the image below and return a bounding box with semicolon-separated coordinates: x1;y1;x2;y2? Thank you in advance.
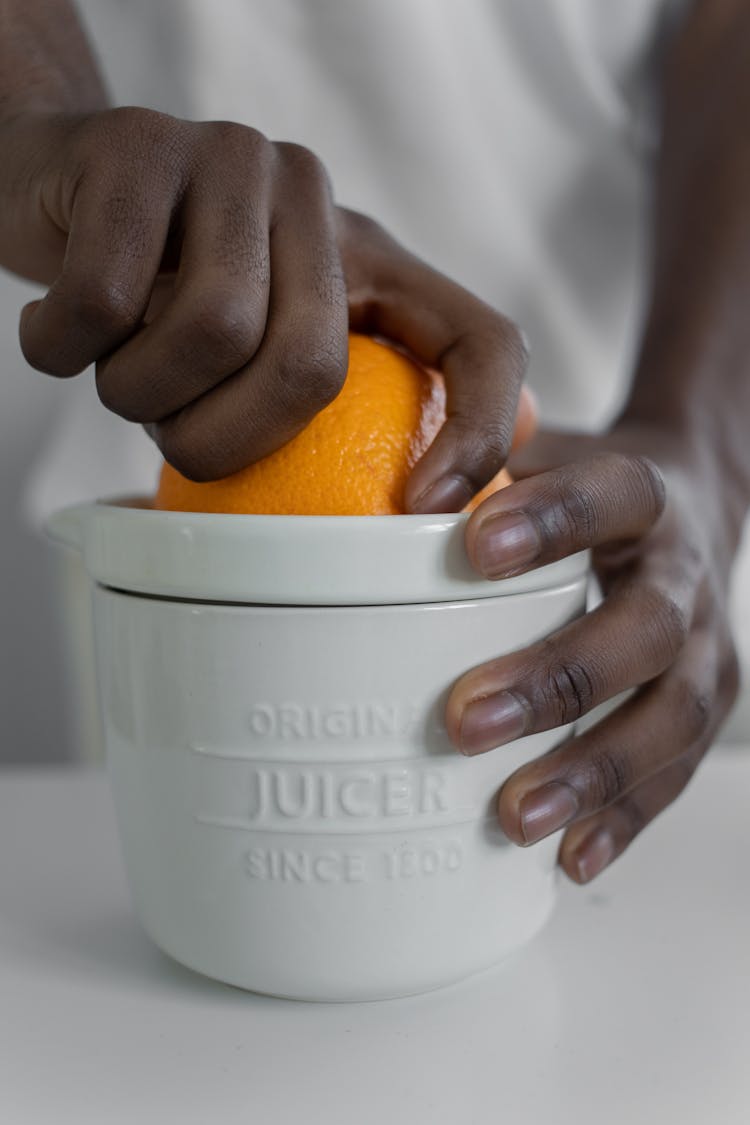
674;676;714;742
93;108;190;171
628;454;667;521
69;278;142;340
584;746;632;807
537;652;597;725
497;316;530;371
615;792;649;837
205;119;268;161
104;106;173;138
645;586;690;660
564;482;598;541
608;750;704;848
548;472;599;543
192;294;263;367
71;109;196;198
472;421;511;465
445;416;510;487
277;337;348;413
335;209;391;255
275;141;329;189
156;417;228;482
338;207;386;243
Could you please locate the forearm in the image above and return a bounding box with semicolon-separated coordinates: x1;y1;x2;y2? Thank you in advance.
619;0;750;534
0;1;109;280
0;0;107;121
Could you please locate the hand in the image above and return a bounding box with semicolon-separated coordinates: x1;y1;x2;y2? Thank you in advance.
445;422;741;882
1;107;527;507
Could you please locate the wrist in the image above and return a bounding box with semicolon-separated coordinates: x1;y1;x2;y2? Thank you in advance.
0;2;109;127
619;316;750;519
0;110;86;283
609;403;748;567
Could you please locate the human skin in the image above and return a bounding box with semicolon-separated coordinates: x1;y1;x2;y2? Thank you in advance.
1;0;748;882
445;0;750;881
0;1;527;501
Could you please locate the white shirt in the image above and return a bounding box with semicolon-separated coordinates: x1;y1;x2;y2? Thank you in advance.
25;0;687;519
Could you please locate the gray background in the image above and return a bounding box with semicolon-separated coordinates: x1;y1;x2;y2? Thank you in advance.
0;273;73;763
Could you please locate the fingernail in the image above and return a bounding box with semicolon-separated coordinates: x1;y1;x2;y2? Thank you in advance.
459;691;529;755
519;782;579;845
412;474;475;514
475;512;540;576
575;828;616;883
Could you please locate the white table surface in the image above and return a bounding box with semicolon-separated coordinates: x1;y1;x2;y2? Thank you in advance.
1;751;748;1125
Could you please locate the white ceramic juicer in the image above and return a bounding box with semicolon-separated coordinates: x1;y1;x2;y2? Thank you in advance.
48;500;589;1001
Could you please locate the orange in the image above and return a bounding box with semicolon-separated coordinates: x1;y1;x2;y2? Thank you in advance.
154;333;535;515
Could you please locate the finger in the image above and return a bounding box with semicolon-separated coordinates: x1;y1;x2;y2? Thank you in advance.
338;209;529;514
19;169;175;378
152;143;349;480
557;624;739;882
96;128;274;423
494;622;733;846
559;744;707;883
461;385;538;512
464;452;667;580
446;551;699;756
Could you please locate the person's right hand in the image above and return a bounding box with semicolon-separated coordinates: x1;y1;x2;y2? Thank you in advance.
0;107;529;509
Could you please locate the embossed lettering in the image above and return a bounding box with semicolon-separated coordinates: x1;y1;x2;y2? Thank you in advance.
322;707;352;737
383;840;463;879
275;770;315;817
281;850;310;881
246;701;438;741
338;772;378;817
279;704;305;738
249;705;275;737
244;848;268;879
319;771;335;818
419;770;448;813
370;702;398;737
245;764;452;823
243;848;368;883
248;768;269;818
313;853;339;882
383;770;410;816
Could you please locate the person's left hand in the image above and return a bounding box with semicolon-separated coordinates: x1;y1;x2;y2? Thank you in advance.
444;421;741;883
